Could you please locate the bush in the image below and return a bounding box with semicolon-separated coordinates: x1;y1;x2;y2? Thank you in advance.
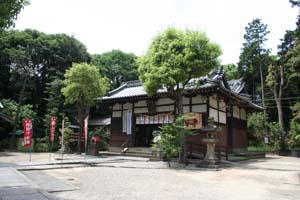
288;103;300;149
267;122;283;150
152;116;191;161
35;142;48;152
88;127;110;151
247;113;266;146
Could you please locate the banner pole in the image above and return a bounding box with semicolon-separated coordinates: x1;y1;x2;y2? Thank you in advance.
84;114;89;163
61;118;65;166
49;142;53;161
29;119;33;162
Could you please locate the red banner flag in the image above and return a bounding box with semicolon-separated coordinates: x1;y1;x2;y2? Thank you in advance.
49;116;56;143
23;119;33;147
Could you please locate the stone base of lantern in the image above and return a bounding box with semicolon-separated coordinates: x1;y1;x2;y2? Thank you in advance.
195;160;222;170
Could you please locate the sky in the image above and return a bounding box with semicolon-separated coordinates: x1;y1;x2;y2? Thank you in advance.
14;0;298;64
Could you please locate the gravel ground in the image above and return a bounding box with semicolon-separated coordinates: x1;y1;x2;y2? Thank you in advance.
44;155;300;200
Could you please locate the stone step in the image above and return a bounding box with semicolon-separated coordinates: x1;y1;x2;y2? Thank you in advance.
127;147;152;153
123;152;153;158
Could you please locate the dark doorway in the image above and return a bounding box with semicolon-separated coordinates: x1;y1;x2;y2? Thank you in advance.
135;125;160;147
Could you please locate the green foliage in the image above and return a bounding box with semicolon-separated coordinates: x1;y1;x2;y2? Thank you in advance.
44;79;64;144
88;127;110;151
34;138;49;152
138;27;221;97
222;64;239;80
1;99;36;128
247;113;265;146
0;29;90;137
267;122;283;150
62;63;108;106
91;50;138;89
238;18;270;98
152;116;191;161
288;103;300;149
247;145;274;152
0;0;29;30
247;112;282;149
61;62;108;153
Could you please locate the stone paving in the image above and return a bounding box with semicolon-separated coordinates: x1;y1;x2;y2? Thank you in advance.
0;168;56;200
0;152;299;200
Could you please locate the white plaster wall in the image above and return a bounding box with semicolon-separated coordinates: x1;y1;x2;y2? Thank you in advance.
192;104;207;113
240;108;246;120
134;107;148;114
156;98;174;105
209;108;218;122
112;103;122;110
134;100;147;107
233;106;240;119
112;111;121;117
209;95;218;109
123;102;133;110
183;106;190;113
156;105;174;112
192;95;207;104
219;111;226;124
219;101;226;112
182;97;190;104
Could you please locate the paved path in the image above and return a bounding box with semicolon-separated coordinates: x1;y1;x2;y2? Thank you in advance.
0;168;56;200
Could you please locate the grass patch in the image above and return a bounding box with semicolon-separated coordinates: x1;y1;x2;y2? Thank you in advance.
248;145;275;152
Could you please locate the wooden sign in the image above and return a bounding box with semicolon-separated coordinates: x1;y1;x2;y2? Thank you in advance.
184;112;202;129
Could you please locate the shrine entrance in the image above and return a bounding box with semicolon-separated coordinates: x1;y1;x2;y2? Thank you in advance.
134;125;160;147
133;114;174;147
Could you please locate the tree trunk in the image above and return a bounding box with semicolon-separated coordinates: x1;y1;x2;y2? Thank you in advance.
273;65;285;149
77;99;84;154
175;93;187;164
277;65;285;149
259;61;266;116
10;77;27;150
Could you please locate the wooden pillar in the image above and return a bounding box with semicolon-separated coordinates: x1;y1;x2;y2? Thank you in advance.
189;94;192;112
131;102;135;147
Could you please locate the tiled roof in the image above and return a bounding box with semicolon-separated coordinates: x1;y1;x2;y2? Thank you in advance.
101;69;263;110
102;69;239;101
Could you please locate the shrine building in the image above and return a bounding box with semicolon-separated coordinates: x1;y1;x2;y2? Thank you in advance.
100;69;263;152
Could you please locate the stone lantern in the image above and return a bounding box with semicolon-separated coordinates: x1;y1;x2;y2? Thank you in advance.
201;117;222;165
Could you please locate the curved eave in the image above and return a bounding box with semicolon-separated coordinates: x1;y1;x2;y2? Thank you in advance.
99;86;219;104
217;85;264;111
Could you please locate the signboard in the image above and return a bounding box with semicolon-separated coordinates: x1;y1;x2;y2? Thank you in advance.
49;116;56;143
23;119;33;147
184;112;202;129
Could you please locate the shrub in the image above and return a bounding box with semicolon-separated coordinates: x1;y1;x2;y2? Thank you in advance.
267;122;282;150
247;113;265;146
288;103;300;149
152;116;191;161
88;127;110;151
35;142;48;152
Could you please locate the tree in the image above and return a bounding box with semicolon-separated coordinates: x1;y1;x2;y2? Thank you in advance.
91;50;138;89
0;29;90;138
0;0;29;30
61;63;108;153
288;102;300;149
138;27;221;162
238;18;270;103
266;58;287;148
1;99;36;129
222;63;239;80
